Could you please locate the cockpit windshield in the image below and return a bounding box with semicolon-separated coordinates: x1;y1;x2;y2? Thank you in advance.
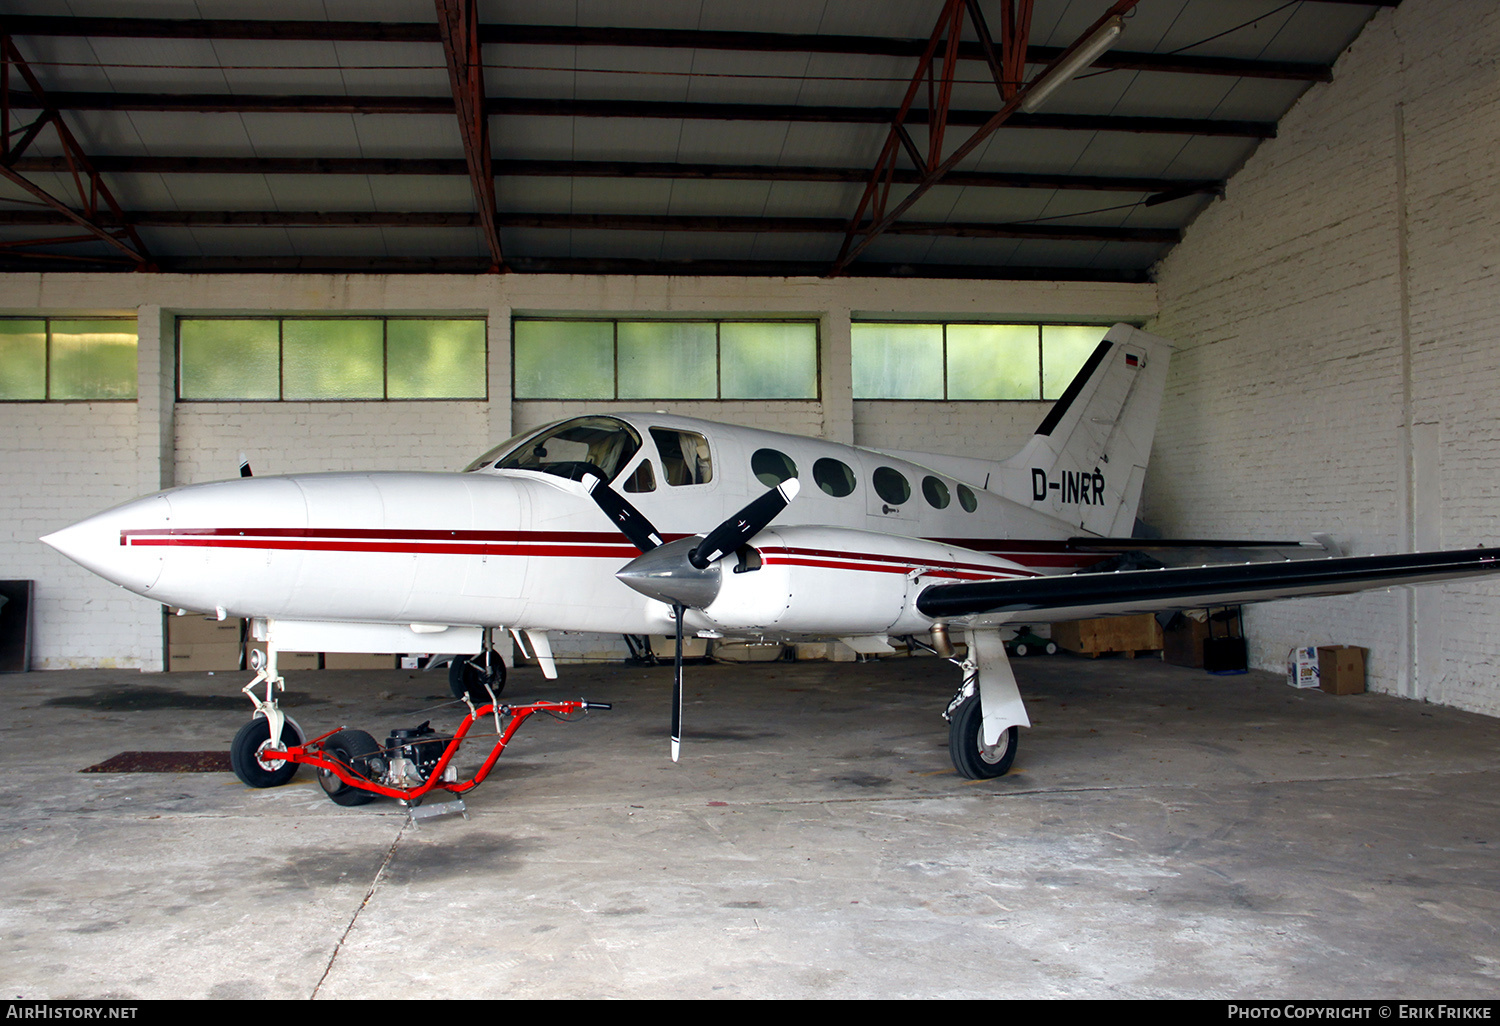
463;416;642;482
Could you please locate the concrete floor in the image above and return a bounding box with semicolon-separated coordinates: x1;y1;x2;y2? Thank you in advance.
3;653;1500;1000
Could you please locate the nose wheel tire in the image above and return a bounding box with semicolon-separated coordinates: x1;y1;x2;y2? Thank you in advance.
318;729;382;806
450;651;506;703
230;716;302;788
948;693;1019;780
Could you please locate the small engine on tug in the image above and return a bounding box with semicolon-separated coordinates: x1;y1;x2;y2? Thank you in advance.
380;722;455;790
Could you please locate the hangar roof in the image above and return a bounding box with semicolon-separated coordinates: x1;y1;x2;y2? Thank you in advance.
0;0;1392;281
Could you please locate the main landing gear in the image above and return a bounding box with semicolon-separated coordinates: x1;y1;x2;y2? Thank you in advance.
941;628;1031;780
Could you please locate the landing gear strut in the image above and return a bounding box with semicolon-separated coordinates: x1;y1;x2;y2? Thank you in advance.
449;646;506;703
942;628;1030;780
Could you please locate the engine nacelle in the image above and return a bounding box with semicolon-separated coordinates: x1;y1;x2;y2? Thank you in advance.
696;525;1033;636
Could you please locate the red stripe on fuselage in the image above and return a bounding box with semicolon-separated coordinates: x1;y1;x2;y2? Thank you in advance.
119;527;1083;574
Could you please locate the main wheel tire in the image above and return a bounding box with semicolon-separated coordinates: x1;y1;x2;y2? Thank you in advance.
948;693;1019;780
449;651;506;702
318;729;382;807
230;716;301;788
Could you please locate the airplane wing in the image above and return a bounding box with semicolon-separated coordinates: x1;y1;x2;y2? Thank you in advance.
916;547;1500;626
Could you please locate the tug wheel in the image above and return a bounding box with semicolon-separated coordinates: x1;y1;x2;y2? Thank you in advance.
230;716;301;788
948;693;1019;780
318;729;382;807
449;651;506;702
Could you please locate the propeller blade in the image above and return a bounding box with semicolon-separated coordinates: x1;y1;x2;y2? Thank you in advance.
690;479;800;569
238;452;253;478
671;602;685;762
584;476;665;554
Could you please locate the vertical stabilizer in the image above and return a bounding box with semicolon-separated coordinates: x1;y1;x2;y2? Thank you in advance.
995;324;1173;536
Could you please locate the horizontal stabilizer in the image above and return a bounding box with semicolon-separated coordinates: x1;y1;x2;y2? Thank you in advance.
917;547;1500;625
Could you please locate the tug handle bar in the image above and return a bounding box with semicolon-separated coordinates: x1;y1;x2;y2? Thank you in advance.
268;697;611;801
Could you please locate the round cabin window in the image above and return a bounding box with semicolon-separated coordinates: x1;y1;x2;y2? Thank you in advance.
922;476;950;509
873;467;911;506
751;448;798;487
813;457;857;497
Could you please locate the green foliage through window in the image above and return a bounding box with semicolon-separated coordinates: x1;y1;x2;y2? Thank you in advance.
513;319;818;401
178;318;486;401
852;322;1110;401
0;318;137;401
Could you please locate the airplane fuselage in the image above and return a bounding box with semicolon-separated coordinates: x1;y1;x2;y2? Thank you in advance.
46;412;1105;642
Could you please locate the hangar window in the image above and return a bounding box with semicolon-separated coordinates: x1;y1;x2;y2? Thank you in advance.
513;319;818;400
0;318;137;401
851;322;1109;401
177;317;486;401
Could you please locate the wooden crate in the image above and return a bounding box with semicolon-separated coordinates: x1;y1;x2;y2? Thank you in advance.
1051;614;1163;658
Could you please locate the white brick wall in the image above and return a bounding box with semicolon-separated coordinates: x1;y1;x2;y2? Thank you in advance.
175;402;491;483
1146;0;1500;714
0;403;149;667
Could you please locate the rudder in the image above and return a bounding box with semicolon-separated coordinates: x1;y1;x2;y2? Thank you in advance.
995;324;1173;536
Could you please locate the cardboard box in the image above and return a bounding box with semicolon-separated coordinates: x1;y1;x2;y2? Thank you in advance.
650;635;709;660
168;642;243;671
324;652;396;670
712;641;785;662
168;611;242;646
1163;609;1241;668
1052;614;1163;657
1318;645;1366;695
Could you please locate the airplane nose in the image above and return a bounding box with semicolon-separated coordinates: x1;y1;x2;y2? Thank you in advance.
41;494;171;595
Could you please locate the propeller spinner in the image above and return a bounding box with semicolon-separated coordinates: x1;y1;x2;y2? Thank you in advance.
586;477;800;761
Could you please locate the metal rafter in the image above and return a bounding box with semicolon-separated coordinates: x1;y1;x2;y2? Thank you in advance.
0;90;1277;138
8;154;1223;200
434;0;504;272
0;35;153;268
832;0;1142;277
0;207;1181;244
1;12;1393;83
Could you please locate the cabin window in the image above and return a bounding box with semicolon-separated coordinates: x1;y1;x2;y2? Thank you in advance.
651;428;713;486
957;484;979;512
873;467;911;506
751;448;797;487
622;459;656;493
0;318;137;401
922;476;951;509
813;458;856;497
490;416;642;481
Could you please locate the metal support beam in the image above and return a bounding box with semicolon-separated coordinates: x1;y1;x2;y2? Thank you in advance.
0;207;1182;244
434;0;503;272
9;154;1224;199
832;0;1142;277
0;90;1278;138
0;35;153;268
0;14;1374;82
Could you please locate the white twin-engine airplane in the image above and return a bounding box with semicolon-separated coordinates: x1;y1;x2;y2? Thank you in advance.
42;324;1500;806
